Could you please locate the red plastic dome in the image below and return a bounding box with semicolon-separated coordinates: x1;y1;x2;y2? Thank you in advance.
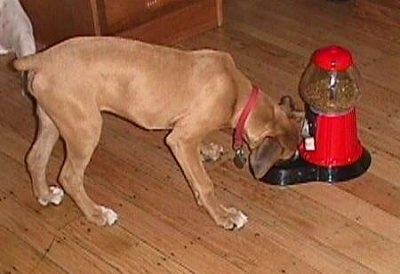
313;45;353;71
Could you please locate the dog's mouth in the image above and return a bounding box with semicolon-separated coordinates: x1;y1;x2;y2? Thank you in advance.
274;150;300;167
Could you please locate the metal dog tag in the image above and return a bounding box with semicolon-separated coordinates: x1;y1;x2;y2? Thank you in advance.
233;148;247;169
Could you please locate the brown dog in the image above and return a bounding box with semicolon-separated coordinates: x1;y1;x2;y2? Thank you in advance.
14;37;302;230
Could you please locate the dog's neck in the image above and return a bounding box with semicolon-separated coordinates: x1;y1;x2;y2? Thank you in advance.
233;85;261;149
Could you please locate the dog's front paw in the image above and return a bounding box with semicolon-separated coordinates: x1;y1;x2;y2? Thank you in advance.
88;206;118;226
38;186;65;206
200;142;224;162
218;207;248;230
101;206;119;226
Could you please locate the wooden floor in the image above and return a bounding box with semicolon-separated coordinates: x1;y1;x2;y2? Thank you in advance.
2;0;400;273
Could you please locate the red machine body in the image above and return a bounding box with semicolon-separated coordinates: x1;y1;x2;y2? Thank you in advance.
299;108;363;167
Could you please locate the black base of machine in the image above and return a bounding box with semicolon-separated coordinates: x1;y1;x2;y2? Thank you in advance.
260;148;371;186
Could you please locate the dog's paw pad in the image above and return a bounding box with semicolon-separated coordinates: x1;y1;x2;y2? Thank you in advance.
37;186;64;206
100;206;118;226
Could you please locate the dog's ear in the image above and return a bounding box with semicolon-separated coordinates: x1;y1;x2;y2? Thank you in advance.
279;96;295;113
279;96;305;123
249;138;282;179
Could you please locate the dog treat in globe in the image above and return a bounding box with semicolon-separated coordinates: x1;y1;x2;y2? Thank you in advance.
302;78;360;113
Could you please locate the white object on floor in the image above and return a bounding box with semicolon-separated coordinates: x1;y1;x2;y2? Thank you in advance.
0;0;36;57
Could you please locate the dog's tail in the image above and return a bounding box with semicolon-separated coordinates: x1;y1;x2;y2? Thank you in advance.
13;54;42;96
13;53;41;72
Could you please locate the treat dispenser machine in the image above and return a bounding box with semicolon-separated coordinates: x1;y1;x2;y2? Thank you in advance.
262;45;371;185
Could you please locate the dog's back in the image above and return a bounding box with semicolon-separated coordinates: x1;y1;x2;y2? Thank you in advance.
14;37;248;129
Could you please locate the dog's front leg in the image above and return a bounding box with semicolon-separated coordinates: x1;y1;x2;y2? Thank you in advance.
166;130;248;230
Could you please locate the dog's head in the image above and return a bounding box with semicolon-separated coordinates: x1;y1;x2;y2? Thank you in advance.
246;95;304;179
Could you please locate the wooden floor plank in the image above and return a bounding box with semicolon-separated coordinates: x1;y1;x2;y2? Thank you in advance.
296;180;400;243
0;225;54;274
62;221;194;274
339;173;400;218
83;182;248;274
43;232;121;274
209;166;378;273
0;196;66;274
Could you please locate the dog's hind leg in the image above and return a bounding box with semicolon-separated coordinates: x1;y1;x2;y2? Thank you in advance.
166;128;248;230
57;113;117;226
26;106;64;206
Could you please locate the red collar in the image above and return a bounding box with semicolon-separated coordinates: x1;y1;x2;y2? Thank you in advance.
234;85;261;149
